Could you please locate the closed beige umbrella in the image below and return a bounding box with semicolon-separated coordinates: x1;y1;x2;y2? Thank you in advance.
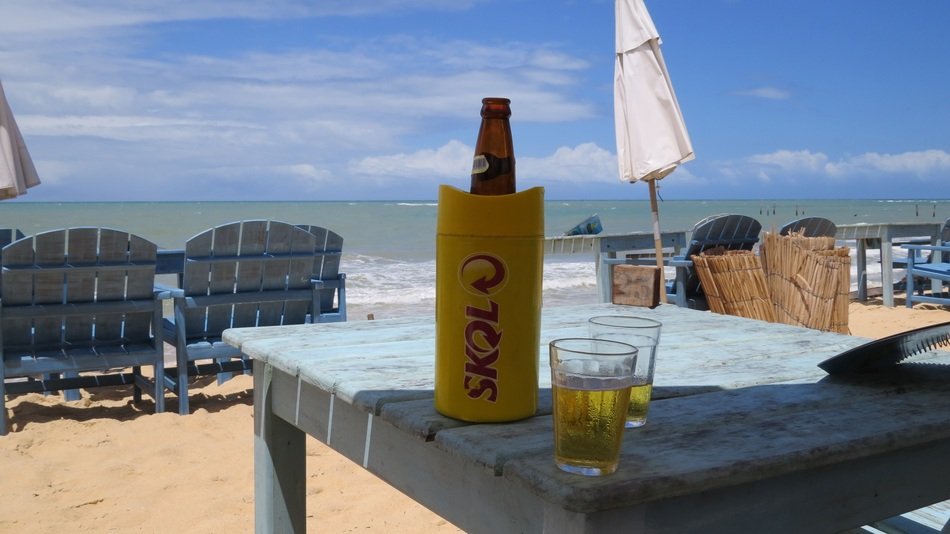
0;80;41;199
614;0;693;302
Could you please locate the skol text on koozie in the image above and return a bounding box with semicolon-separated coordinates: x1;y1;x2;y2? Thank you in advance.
459;252;506;401
435;185;543;422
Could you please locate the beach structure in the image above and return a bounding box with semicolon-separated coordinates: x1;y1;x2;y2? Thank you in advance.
0;228;166;435
159;220;344;414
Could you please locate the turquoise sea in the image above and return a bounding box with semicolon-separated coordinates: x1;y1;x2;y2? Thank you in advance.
3;199;948;319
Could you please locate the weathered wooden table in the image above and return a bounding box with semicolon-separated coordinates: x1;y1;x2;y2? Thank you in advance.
223;303;950;533
836;222;944;307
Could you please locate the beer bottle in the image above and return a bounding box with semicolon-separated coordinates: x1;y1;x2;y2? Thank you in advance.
470;97;516;195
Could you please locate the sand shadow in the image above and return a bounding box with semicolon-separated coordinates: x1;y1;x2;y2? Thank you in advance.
7;375;253;434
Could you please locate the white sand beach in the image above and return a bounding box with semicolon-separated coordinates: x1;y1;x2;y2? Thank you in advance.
1;298;948;533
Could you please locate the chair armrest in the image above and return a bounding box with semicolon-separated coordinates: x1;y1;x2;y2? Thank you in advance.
902;244;950;252
310;273;346;290
669;256;693;268
310;274;347;322
154;283;184;299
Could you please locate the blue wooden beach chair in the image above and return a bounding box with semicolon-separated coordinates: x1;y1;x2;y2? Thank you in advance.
667;214;763;308
893;217;950;268
0;228;166;435
893;217;949;298
903;239;950;308
159;220;333;414
779;217;837;237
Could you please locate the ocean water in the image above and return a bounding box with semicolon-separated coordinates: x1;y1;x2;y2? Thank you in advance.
2;198;948;319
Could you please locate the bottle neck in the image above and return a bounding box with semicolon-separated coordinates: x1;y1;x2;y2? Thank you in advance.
470;98;515;196
480;97;511;119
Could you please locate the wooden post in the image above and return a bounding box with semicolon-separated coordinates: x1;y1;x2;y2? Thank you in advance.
649;179;668;304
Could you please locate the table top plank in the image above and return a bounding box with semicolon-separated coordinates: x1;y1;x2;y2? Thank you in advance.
372;365;950;520
504;365;950;514
836;222;943;240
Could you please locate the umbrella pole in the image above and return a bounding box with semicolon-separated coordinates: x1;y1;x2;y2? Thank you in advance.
648;179;668;304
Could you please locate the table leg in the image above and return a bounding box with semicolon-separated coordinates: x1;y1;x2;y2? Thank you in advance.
881;235;894;307
254;361;306;533
856;239;868;301
598;251;616;303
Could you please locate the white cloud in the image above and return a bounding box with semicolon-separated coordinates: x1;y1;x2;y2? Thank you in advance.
0;1;476;35
660;164;703;185
21;114;262;143
520;143;617;184
4;23;597;147
745;149;829;172
279;163;332;180
716;148;950;184
825;149;950;177
2;3;602;201
350;140;472;182
732;87;791;100
348;140;620;191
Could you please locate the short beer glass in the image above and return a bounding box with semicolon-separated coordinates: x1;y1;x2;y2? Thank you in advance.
588;316;662;428
549;338;637;476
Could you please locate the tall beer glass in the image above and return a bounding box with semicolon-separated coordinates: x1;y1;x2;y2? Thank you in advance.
588;316;662;428
549;338;637;476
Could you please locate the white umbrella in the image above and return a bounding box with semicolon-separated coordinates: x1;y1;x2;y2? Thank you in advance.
614;0;693;303
0;80;41;200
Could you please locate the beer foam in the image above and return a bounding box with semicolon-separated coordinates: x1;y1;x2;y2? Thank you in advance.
553;371;633;391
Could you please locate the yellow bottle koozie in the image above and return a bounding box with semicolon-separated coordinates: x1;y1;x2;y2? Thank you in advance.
434;184;544;422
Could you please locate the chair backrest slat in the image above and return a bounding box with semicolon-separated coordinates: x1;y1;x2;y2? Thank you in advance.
70;228;108;342
206;222;243;334
231;221;267;328
32;230;69;346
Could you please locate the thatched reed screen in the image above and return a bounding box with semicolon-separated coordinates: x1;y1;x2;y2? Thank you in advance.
692;248;775;322
761;232;851;334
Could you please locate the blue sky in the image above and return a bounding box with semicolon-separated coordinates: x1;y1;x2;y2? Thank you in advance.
2;0;948;202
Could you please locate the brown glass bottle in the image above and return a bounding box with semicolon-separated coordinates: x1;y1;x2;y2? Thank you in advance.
470;97;516;195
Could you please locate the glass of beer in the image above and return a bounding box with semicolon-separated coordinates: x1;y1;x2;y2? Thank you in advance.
588;316;662;428
549;337;638;476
